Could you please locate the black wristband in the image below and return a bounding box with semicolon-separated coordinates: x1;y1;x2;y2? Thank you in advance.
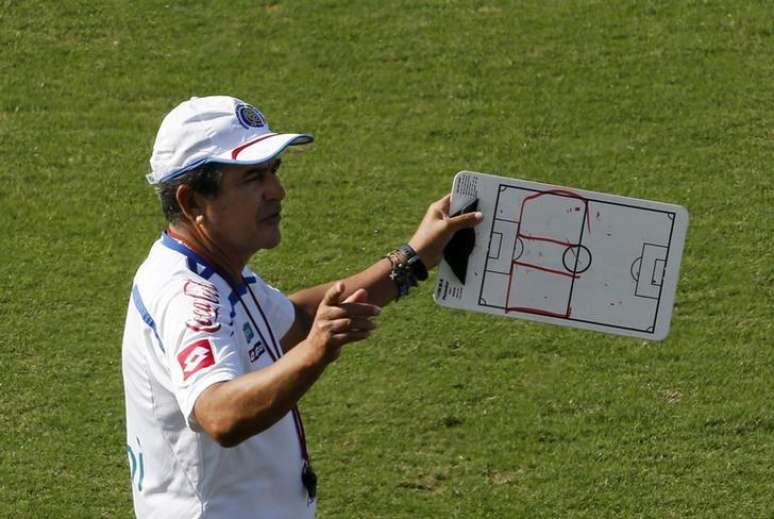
397;244;428;281
385;244;428;299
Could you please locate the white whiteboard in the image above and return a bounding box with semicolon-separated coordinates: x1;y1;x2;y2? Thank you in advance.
434;171;689;341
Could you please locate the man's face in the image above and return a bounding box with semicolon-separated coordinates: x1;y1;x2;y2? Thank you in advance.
200;158;286;257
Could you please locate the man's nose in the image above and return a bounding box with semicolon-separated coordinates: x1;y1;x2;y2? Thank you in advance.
265;172;286;201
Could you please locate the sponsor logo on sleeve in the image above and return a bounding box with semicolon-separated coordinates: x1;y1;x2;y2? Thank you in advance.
184;279;221;333
243;323;265;363
177;338;216;380
248;340;265;363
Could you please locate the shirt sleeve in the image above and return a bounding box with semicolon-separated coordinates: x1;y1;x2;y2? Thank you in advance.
156;276;245;430
246;274;296;341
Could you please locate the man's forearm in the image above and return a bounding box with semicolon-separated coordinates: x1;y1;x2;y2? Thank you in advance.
289;257;400;323
194;339;329;447
196;283;379;446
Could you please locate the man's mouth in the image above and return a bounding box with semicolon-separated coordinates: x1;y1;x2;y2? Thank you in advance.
261;209;282;223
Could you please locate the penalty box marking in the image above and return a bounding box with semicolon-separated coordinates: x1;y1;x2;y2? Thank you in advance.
632;242;669;300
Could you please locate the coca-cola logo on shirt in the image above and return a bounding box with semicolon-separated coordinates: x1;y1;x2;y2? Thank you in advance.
184;279;221;333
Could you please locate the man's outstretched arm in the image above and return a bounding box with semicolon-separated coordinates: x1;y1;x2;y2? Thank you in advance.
281;194;483;351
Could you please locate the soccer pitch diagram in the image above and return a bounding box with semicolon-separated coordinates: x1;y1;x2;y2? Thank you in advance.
435;172;689;341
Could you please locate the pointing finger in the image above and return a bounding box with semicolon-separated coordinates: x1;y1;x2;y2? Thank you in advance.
339;302;381;317
320;301;381;320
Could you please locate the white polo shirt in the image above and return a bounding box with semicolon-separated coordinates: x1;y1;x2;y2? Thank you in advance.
122;232;316;519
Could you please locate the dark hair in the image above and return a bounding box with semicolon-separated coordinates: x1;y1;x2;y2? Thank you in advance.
157;164;224;223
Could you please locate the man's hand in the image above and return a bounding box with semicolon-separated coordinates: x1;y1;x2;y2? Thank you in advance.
305;282;381;363
408;194;483;268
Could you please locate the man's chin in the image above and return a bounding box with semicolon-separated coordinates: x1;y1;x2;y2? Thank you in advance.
258;230;282;251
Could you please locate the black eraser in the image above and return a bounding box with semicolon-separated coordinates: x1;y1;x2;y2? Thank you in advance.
443;198;478;284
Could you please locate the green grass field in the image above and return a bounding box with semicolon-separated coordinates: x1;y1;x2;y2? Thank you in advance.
2;1;773;517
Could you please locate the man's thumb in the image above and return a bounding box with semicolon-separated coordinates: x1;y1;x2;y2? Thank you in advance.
323;281;345;306
449;211;484;231
343;288;368;304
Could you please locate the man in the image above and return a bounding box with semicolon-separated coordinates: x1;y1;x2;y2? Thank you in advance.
122;95;482;518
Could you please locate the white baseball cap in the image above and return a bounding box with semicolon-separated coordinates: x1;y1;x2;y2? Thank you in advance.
147;95;313;184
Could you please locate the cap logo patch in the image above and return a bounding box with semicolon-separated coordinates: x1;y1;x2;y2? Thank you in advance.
236;104;266;129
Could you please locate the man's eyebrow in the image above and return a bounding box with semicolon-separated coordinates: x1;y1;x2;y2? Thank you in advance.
241;159;281;180
243;167;264;177
242;166;269;179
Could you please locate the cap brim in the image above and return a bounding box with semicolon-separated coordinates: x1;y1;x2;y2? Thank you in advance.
150;133;313;184
222;132;314;165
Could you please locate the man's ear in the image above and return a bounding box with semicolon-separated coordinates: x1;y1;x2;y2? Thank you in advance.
176;184;204;223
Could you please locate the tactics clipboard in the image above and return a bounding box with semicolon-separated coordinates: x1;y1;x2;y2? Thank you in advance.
434;171;689;341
